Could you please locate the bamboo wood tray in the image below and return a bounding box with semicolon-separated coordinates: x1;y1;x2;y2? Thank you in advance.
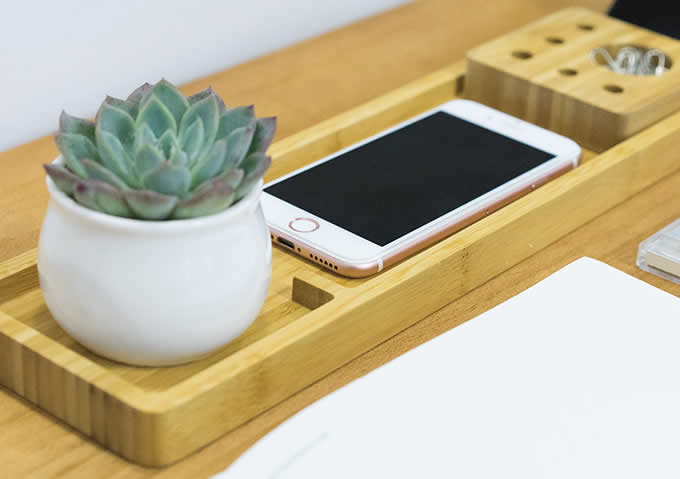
3;12;680;464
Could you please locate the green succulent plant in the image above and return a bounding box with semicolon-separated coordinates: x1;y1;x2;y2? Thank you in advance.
45;79;275;220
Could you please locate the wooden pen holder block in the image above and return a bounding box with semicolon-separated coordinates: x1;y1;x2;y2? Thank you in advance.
466;8;680;152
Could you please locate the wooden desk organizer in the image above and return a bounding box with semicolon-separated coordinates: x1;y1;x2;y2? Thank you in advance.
2;9;680;467
466;8;680;152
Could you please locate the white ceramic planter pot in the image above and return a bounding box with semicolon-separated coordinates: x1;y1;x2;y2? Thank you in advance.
38;157;272;366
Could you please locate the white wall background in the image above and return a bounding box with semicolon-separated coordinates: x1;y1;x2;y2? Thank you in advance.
0;0;410;152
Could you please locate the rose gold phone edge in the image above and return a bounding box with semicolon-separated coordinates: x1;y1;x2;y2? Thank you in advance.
268;161;576;278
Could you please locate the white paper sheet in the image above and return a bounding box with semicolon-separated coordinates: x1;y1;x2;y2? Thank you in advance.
218;258;680;478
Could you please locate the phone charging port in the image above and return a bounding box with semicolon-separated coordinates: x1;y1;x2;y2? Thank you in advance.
276;237;295;250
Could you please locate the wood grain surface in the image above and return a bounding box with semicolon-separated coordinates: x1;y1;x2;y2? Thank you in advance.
0;0;627;476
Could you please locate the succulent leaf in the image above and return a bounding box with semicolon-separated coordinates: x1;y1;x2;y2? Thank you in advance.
248;117;277;155
208;167;245;191
96;130;135;185
187;87;214;104
188;87;226;113
74;179;132;217
135;143;165;176
223;126;255;171
124;189;177;220
152;79;189;126
136;95;177;138
96;103;136;153
157;129;179;158
126;82;153;105
169;145;189;167
180;118;205;165
93;183;134;217
54;132;98;177
44;163;80;195
216;105;255;141
73;180;99;211
236;153;271;200
82;158;129;190
191;139;227;189
172;181;235;219
142;161;191;196
216;96;227;114
179;94;219;157
59;111;95;141
134;123;157;154
103;96;138;118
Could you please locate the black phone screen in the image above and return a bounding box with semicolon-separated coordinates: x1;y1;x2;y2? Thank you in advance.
265;111;555;246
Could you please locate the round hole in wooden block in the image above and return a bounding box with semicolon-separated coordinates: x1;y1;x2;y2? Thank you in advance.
578;24;595;31
512;50;533;60
604;84;624;93
546;36;565;44
559;68;579;76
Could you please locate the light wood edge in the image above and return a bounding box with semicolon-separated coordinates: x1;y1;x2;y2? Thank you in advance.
0;248;37;281
0;309;148;400
0;249;39;304
0;310;168;464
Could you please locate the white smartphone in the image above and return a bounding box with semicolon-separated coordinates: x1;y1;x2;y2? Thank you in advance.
262;99;581;278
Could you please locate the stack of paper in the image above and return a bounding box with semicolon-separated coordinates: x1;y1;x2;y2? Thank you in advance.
219;258;680;478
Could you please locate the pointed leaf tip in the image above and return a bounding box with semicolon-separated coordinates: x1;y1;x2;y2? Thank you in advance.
152;79;189;126
126;82;153;105
58;111;95;140
44;163;81;195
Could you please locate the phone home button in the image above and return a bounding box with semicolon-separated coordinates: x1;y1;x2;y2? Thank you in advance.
289;218;319;233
